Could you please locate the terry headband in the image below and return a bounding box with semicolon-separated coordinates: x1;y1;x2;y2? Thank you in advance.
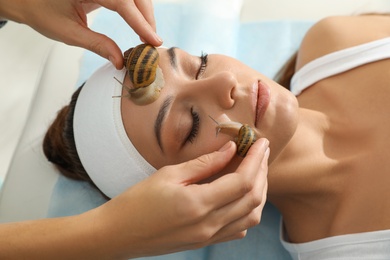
73;62;156;198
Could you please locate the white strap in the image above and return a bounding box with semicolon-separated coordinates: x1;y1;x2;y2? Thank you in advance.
291;37;390;96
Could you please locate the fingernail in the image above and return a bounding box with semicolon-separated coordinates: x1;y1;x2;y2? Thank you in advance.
155;33;163;44
109;56;116;67
262;147;270;168
260;138;269;150
219;141;232;152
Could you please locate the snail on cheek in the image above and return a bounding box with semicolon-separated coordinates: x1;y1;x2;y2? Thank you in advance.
115;44;165;106
209;116;257;157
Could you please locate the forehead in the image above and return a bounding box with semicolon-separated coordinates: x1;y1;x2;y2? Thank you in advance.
119;47;178;169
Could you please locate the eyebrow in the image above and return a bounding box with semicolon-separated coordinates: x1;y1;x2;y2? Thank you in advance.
154;96;174;152
167;47;178;69
153;47;178;152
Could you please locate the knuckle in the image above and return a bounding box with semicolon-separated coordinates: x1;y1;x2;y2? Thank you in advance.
87;39;105;57
193;226;216;243
174;192;207;222
247;209;262;228
240;178;254;195
196;153;213;168
187;207;207;223
249;194;263;209
234;230;247;240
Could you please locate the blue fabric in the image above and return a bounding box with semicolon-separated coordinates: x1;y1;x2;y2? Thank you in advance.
49;1;315;259
76;2;313;86
238;21;312;79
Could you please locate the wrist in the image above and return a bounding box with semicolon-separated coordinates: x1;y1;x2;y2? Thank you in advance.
87;200;141;260
0;0;29;24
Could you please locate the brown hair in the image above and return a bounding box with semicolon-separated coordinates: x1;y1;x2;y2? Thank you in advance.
274;51;298;90
43;85;93;184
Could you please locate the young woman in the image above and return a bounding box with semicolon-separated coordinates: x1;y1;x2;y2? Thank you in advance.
44;13;390;258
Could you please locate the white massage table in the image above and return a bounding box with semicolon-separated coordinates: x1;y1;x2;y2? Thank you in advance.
1;0;389;259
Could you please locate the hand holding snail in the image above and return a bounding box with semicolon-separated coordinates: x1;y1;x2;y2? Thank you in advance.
209;116;257;157
0;0;162;69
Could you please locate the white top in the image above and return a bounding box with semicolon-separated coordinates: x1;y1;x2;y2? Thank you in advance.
281;224;390;260
291;37;390;96
282;37;390;259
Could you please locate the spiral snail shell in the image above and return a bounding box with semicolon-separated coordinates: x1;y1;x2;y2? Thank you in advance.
209;116;257;157
124;44;159;88
115;44;165;106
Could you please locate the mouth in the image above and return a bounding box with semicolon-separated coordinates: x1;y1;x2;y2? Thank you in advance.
254;80;270;127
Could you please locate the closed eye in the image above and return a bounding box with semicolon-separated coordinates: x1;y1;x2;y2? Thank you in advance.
186;107;200;144
195;52;208;79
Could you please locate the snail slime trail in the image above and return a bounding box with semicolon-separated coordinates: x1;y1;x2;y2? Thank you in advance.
209;116;257;157
115;44;165;106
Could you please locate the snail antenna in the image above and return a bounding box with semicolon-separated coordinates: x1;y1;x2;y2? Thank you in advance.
208;115;221;136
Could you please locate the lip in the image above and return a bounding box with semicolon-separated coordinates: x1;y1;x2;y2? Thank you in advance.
253;80;270;127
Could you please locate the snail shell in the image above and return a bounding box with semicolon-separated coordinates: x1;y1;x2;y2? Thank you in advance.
124;44;159;88
210;116;257;157
127;67;164;106
236;124;257;157
116;44;164;106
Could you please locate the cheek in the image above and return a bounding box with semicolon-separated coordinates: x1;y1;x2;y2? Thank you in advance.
165;131;232;166
262;86;299;162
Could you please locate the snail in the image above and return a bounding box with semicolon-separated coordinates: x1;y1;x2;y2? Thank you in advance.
209;116;257;157
114;44;165;106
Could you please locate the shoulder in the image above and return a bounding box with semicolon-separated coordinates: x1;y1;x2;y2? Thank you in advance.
295;14;390;71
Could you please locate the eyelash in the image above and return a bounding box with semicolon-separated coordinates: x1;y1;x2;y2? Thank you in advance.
187;107;200;144
195;52;208;80
185;52;207;144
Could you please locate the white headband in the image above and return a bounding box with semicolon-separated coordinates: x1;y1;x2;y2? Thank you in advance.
73;62;156;198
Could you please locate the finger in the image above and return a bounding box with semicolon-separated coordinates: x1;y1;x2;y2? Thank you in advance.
203;167;268;238
134;0;157;31
199;138;269;209
210;231;247;245
180;141;236;185
82;3;101;13
236;138;269;175
115;2;162;46
134;0;157;44
210;181;268;244
64;25;124;69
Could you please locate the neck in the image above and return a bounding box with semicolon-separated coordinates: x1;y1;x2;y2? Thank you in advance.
268;107;331;187
267;108;339;241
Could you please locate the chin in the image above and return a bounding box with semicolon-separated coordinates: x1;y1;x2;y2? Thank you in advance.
263;88;298;163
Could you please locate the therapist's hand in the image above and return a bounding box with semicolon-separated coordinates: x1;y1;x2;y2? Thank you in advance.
0;0;162;69
91;139;270;259
0;139;269;259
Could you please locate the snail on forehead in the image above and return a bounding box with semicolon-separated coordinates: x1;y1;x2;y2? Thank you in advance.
114;44;165;106
209;116;257;157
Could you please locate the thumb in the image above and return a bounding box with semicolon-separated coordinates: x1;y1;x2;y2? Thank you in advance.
181;141;237;184
67;25;124;69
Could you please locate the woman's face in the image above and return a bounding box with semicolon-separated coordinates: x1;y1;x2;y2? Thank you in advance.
121;47;298;170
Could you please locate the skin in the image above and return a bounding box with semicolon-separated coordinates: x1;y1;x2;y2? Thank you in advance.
0;0;162;69
122;14;390;244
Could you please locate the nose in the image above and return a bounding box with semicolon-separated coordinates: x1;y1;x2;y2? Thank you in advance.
189;71;236;109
